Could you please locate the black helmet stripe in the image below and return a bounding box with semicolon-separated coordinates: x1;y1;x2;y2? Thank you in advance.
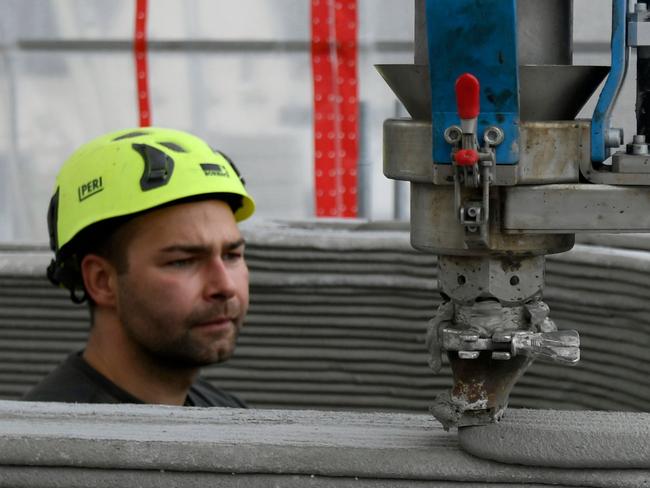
216;150;246;186
47;188;60;252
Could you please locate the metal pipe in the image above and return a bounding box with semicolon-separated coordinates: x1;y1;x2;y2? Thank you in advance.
357;102;372;219
391;100;410;220
591;0;629;163
637;45;650;138
414;0;427;65
517;0;573;65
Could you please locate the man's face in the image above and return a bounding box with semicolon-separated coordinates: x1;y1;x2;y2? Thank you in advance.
113;199;249;369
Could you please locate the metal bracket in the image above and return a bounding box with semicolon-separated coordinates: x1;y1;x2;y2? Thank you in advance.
503;184;650;232
426;0;520;165
628;20;650;46
628;2;650;47
591;0;629;164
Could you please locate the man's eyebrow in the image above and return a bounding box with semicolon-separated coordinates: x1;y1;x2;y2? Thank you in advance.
159;244;209;254
225;237;246;251
159;238;245;254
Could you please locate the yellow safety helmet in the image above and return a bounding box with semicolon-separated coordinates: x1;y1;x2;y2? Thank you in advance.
46;127;255;302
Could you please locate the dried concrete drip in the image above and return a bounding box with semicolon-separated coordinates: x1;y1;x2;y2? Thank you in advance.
0;401;647;487
459;408;650;469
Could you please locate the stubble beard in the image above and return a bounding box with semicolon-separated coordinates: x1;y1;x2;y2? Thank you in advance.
118;288;244;370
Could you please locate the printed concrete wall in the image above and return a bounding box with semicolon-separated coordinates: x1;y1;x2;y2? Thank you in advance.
0;221;648;412
0;401;647;487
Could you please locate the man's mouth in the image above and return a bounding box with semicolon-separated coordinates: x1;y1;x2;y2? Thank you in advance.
193;317;234;333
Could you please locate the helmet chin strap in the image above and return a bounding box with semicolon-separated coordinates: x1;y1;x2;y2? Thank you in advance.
47;257;88;304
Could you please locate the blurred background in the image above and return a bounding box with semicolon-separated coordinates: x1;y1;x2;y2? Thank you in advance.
0;0;636;240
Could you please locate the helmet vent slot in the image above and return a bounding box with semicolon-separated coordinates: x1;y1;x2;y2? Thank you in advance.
112;130;150;141
158;141;187;153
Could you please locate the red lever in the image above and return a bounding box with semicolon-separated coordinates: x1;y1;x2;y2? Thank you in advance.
455;73;480;120
454;149;479;166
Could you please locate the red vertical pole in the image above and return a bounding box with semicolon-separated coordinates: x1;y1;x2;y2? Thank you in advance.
134;0;151;127
311;0;359;218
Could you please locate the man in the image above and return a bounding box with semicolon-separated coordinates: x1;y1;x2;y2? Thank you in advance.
23;127;255;407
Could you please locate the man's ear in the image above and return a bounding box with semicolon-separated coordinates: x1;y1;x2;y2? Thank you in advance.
80;254;118;307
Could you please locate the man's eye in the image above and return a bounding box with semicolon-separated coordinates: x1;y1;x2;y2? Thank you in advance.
223;252;243;262
167;258;195;267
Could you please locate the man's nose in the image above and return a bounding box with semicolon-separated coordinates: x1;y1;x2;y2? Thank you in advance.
204;258;237;300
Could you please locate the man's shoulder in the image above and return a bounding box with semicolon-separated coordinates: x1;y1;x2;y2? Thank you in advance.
189;378;247;408
24;352;247;408
22;352;121;404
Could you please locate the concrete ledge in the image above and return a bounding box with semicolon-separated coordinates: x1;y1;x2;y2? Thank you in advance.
0;401;647;487
0;468;610;488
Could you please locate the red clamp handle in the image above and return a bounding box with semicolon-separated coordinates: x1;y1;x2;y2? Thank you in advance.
454;149;479;166
455;73;480;120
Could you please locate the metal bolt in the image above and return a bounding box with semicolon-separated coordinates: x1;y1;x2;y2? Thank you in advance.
460;333;479;342
483;126;505;146
605;128;624;148
627;134;649;155
467;207;478;218
492;332;512;343
633;3;650;22
492;351;512;360
444;126;462;145
458;351;480;360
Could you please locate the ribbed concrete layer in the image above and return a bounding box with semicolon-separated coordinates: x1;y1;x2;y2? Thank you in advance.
459;408;650;469
0;469;603;488
0;401;645;488
0;224;649;413
577;232;650;251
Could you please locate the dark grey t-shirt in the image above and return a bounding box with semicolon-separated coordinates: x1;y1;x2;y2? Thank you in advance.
22;351;246;407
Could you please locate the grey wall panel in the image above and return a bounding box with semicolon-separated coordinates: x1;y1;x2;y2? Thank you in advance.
0;223;648;413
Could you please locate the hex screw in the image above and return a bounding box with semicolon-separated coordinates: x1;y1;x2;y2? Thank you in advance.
444;126;462;144
484;126;505;146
